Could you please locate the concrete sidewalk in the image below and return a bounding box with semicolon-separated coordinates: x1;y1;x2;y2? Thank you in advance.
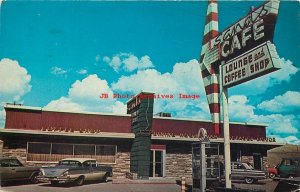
112;178;178;184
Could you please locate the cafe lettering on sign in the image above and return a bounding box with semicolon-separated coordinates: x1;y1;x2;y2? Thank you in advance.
201;0;280;71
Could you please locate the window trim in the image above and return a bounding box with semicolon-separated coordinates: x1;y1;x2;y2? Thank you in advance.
26;142;117;164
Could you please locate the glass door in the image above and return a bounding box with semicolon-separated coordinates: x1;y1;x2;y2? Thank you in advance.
149;150;165;177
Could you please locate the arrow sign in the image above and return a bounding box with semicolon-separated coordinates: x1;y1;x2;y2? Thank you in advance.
203;45;220;73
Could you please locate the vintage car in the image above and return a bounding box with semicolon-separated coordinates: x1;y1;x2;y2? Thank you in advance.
231;162;267;184
0;157;40;184
37;158;112;186
277;157;300;178
267;165;278;179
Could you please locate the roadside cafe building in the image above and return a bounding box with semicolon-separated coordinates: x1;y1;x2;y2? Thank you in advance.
0;104;283;179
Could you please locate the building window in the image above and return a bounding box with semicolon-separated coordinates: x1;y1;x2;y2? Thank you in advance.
27;142;116;164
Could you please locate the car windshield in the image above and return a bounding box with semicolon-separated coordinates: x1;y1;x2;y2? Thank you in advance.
58;160;82;166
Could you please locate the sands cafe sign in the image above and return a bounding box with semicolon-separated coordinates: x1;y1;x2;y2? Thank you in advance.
203;0;282;83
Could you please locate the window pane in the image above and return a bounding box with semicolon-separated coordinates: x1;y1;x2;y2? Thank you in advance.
74;145;94;155
52;144;73;155
96;145;115;156
27;142;51;162
28;143;51;154
51;143;74;162
96;145;116;163
155;151;162;163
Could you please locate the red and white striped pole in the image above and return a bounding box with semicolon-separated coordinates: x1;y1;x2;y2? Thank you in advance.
199;0;220;136
199;0;232;189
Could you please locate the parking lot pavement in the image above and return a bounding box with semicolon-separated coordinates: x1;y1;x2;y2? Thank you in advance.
0;179;279;192
0;182;181;192
233;179;278;192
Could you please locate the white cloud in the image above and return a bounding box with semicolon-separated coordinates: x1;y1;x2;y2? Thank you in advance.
0;58;32;101
112;101;127;114
68;74;113;101
45;74;126;114
103;53;154;72
258;91;300;113
231;58;298;95
228;94;299;136
50;66;68;75
112;59;209;119
112;69;177;93
77;69;87;75
0;58;32;127
269;135;300;145
95;55;100;62
46;59;208;121
103;55;121;72
253;114;298;134
45;97;83;112
123;55;153;72
228;95;255;121
112;59;204;94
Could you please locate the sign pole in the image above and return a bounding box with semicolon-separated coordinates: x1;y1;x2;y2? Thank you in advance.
220;62;232;188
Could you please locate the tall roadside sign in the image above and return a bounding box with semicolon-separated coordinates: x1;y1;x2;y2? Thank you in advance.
127;92;154;179
199;0;281;189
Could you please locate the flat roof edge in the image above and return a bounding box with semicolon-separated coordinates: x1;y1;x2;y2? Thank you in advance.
0;128;134;139
0;128;284;146
4;104;268;127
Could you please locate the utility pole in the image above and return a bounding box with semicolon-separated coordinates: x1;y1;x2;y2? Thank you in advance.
220;62;232;188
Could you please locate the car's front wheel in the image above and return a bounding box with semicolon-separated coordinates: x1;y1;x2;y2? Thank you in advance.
269;172;276;179
103;174;109;183
75;176;85;186
245;177;254;184
30;173;39;184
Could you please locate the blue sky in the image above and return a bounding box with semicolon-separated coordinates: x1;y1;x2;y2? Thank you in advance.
0;1;299;144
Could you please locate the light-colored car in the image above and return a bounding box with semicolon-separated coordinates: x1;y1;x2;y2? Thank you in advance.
37;158;112;186
0;157;40;184
231;162;267;184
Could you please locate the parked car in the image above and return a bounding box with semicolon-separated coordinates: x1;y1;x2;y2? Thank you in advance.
231;162;267;184
0;157;40;184
37;158;112;186
267;165;278;179
277;157;300;178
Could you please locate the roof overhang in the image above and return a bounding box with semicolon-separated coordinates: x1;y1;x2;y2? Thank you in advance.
0;128;284;146
152;135;284;145
0;128;134;139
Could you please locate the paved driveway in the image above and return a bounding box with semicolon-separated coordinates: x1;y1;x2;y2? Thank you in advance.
0;182;181;192
0;179;279;192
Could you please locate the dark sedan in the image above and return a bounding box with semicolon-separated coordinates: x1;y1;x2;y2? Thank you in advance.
0;157;40;184
231;162;267;184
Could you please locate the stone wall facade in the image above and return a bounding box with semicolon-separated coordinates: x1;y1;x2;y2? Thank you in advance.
1;146;130;178
110;152;130;178
2;148;27;162
166;153;192;179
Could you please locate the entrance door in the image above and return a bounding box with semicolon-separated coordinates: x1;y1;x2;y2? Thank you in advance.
253;153;262;170
149;150;165;177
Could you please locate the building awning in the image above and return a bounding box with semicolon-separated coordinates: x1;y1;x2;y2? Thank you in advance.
0;128;284;146
0;128;134;139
